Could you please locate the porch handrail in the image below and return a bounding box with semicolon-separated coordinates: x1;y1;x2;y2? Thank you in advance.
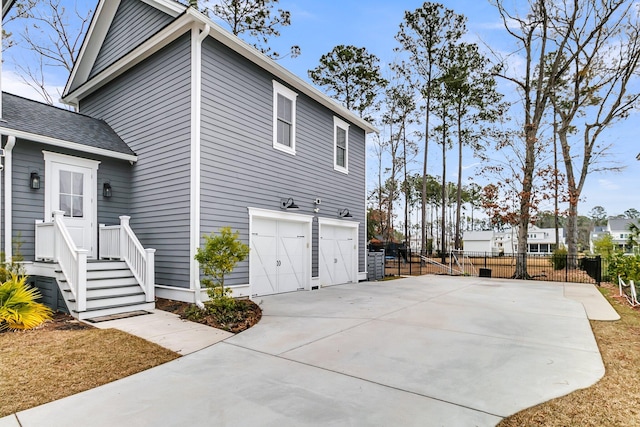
103;216;155;302
43;211;88;312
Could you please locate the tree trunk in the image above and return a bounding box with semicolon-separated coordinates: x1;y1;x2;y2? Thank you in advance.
403;126;409;249
454;112;463;250
421;98;431;255
441;114;447;264
513;124;536;279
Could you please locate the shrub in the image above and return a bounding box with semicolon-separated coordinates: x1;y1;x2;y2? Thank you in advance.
551;247;568;270
0;237;26;282
194;227;250;311
607;252;640;283
0;275;52;331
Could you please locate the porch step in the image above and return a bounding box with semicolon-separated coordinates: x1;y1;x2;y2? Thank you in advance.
53;259;155;320
74;302;156;321
69;292;147;309
64;283;141;298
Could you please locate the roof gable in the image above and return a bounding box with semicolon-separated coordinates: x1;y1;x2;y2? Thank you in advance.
64;1;377;134
64;0;183;95
88;0;175;79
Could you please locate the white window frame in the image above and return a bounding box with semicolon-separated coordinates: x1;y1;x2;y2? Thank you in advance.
273;80;297;155
333;116;349;174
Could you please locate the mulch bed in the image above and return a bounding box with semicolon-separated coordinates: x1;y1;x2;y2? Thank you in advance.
0;311;94;333
155;297;262;333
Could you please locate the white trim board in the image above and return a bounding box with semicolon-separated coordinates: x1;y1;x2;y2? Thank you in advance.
0;127;137;162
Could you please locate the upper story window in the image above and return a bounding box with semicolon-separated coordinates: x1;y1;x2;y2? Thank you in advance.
273;81;297;155
333;117;349;174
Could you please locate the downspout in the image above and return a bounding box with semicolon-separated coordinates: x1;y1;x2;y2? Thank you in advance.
4;135;15;260
190;23;210;309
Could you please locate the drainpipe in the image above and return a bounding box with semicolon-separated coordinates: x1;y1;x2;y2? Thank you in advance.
190;23;210;309
4;135;15;260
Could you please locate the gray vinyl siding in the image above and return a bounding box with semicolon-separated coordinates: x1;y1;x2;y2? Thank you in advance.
89;0;174;79
79;34;192;288
10;140;44;261
199;37;367;285
30;276;69;313
9;139;132;261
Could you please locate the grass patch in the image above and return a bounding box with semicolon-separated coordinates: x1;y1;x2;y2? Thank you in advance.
499;285;640;426
0;318;178;417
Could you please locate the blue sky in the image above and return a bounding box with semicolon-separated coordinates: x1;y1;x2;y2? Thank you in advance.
3;0;638;218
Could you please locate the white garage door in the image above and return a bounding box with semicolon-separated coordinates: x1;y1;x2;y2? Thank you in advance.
250;214;310;296
319;221;358;287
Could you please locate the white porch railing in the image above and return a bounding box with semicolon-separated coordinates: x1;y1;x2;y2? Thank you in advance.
99;216;155;302
35;210;88;312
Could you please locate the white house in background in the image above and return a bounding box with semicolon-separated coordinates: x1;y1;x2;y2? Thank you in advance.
607;218;636;250
589;226;608;253
463;225;565;255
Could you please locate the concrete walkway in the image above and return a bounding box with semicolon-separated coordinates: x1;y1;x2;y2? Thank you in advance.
89;309;233;355
1;276;616;426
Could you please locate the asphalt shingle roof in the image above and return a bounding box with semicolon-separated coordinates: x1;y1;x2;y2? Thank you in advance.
1;92;135;157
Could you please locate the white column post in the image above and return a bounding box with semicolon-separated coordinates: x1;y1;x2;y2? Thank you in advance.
52;210;64;261
119;215;130;261
76;249;88;312
145;248;155;302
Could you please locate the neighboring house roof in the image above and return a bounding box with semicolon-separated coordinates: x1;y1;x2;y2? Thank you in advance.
0;92;137;161
62;0;378;134
608;218;636;232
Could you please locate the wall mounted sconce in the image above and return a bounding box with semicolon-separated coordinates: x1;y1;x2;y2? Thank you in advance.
30;172;41;190
338;208;352;218
280;197;299;210
313;198;321;213
103;182;112;198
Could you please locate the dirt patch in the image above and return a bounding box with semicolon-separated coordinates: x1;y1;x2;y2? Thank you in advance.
156;298;262;333
39;311;95;331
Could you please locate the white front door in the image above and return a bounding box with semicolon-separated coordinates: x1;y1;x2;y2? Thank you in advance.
44;152;99;258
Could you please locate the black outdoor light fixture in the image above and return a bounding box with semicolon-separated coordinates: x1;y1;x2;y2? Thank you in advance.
30;172;41;190
338;208;352;218
280;197;299;210
103;182;112;198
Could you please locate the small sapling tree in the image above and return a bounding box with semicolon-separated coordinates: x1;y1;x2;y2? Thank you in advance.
194;227;249;310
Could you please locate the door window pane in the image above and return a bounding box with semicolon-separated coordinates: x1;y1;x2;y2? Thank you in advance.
59;170;84;218
73;172;83;194
60;171;71;193
59;195;72;217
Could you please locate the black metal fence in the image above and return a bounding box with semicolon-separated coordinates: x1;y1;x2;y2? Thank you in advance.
375;248;606;285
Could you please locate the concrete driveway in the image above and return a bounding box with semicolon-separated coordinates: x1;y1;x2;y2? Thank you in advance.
4;275;605;426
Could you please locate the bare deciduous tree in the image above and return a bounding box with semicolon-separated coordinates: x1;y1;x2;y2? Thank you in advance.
9;0;91;105
549;0;640;262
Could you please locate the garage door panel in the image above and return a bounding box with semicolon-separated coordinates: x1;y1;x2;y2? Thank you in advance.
279;235;306;293
335;238;355;284
319;242;336;287
251;219;279;296
320;224;357;287
250;214;310;296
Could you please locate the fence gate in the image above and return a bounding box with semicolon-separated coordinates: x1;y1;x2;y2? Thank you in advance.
367;251;385;281
581;256;602;285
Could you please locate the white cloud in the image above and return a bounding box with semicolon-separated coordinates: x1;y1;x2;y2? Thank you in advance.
598;179;620;191
2;69;66;107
